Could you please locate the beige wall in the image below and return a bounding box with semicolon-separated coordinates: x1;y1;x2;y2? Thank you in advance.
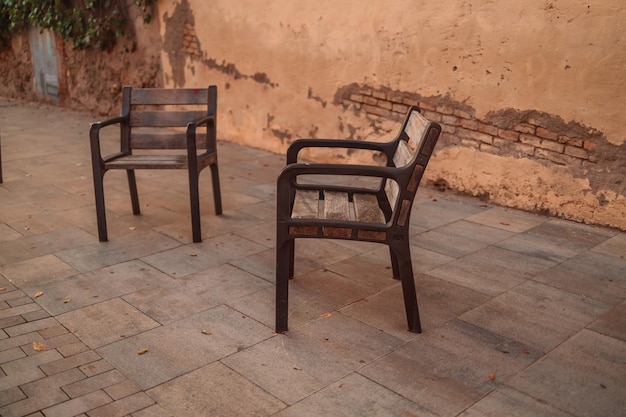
156;0;624;229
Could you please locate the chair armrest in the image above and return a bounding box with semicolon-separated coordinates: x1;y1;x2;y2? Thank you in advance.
277;163;403;187
187;114;217;154
89;116;127;162
286;139;396;164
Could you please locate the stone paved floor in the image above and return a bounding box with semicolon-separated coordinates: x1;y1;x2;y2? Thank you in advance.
0;98;625;416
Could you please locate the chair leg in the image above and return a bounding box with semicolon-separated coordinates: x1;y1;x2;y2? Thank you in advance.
276;232;292;333
210;162;223;215
389;247;400;280
93;170;108;242
392;243;422;333
127;170;140;215
288;239;295;279
189;170;202;243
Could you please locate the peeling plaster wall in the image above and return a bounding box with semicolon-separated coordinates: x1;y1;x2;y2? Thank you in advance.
156;0;625;229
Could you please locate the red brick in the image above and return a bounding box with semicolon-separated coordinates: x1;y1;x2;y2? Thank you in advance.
536;127;559;141
539;140;564;153
459;119;478;130
392;103;409;114
363;96;377;105
442;114;459;126
519;134;541;147
362;104;391;118
372;90;386;100
377;99;392;110
564;145;589;159
583;140;596;151
478;123;498;136
514;123;535;134
498;129;520;141
349;93;364;103
436;105;455;115
454;109;472;119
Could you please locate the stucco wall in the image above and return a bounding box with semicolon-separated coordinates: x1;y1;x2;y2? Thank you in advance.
156;0;625;230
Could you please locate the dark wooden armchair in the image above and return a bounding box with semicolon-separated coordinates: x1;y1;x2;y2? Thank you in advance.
275;107;441;333
89;86;222;243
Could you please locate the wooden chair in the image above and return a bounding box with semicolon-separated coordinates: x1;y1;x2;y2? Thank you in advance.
89;86;222;243
275;107;441;333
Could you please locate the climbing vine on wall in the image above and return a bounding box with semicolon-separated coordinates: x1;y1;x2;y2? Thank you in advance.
0;0;155;49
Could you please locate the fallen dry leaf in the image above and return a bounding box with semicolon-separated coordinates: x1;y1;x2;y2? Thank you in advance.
201;329;212;335
500;221;510;226
137;348;149;355
33;341;46;351
488;373;496;381
0;287;7;292
320;312;333;318
64;298;71;304
292;365;302;371
522;348;530;354
34;291;44;298
129;227;136;230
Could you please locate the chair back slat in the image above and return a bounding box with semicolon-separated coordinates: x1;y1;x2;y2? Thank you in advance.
129;110;207;128
130;88;209;105
129;131;207;149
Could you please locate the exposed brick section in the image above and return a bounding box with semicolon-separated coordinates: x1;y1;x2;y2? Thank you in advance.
340;85;598;167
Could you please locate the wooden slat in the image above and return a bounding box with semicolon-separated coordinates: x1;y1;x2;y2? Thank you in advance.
130;132;207;149
105;155;188;169
353;194;385;223
323;191;350;220
392;139;414;167
130;110;207;127
292;190;319;219
384;179;399;210
131;88;208;105
404;110;429;149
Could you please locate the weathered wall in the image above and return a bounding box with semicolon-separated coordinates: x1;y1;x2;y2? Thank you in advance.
0;5;163;114
157;0;626;230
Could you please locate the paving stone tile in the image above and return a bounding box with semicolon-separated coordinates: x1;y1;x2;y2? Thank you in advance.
588;301;626;343
0;254;77;288
62;370;127;398
341;275;490;340
359;320;542;416
0;349;61;391
413;220;515;258
0;368;83;417
509;329;626;417
22;333;80;357
130;403;174;417
0;304;42;324
6;295;32;307
97;305;273;389
39;350;101;377
148;362;285;417
283;268;381;330
273;372;436;417
458;385;575;417
0;386;27;408
223;313;404;405
24;260;175;316
55;231;181;272
411;194;489;230
42;390;112;417
56;298;160;349
591;232;626;259
87;391;155;417
104;379;141;400
465;206;549;233
79;360;114;377
533;251;626;305
123;263;271;324
495;219;612;263
0;227;95;266
21;309;50;322
0;346;25;364
461;280;611;351
428;245;555;296
0;331;44;353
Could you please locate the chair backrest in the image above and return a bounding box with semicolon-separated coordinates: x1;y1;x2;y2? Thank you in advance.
384;107;441;228
120;86;217;151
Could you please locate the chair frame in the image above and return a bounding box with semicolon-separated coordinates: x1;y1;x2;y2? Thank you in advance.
275;107;441;333
89;86;222;243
